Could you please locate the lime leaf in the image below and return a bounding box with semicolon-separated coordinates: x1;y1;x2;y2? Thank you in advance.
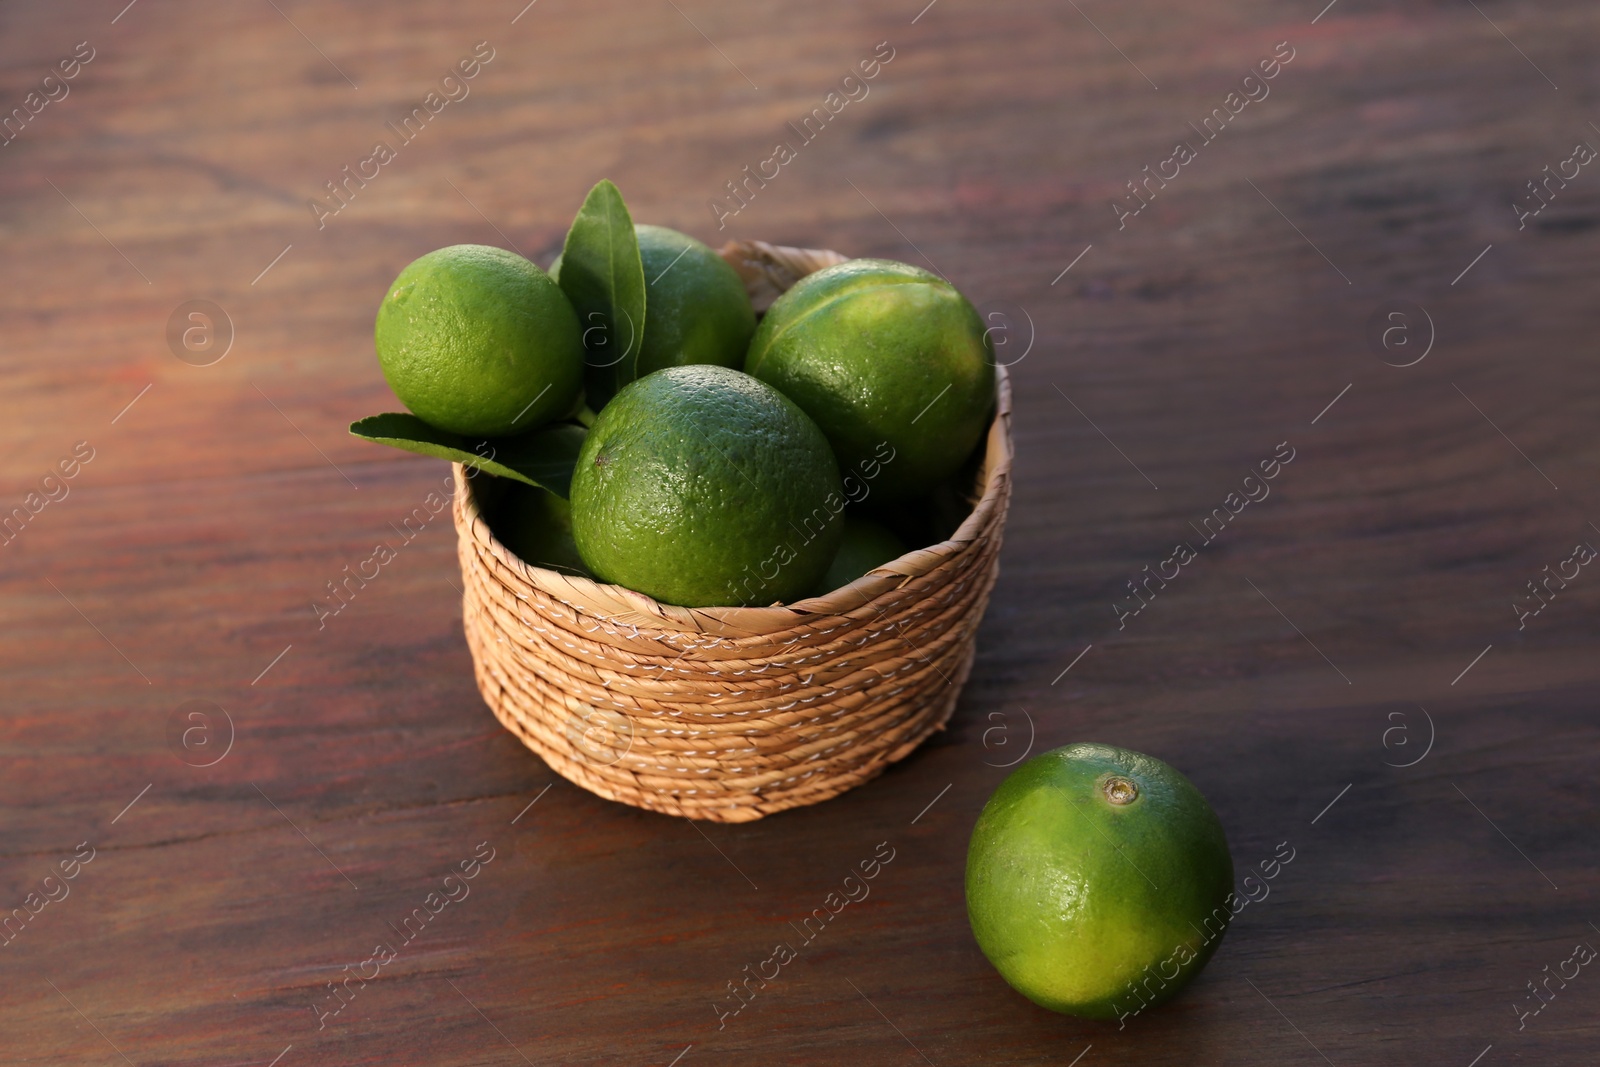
349;413;586;498
488;422;587;499
558;179;646;408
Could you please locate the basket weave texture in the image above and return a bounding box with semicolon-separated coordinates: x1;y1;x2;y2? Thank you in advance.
452;240;1014;821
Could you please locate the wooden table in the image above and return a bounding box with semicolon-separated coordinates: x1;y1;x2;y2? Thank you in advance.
3;0;1596;1063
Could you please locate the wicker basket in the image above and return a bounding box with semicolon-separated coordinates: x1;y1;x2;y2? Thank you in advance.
451;240;1013;822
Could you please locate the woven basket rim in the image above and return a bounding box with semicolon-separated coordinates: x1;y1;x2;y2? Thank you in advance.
453;243;1015;639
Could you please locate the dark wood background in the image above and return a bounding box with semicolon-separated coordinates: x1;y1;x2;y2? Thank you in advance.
2;0;1596;1063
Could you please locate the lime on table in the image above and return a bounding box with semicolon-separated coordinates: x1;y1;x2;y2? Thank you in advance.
966;743;1234;1020
569;365;843;607
744;258;996;501
374;244;583;436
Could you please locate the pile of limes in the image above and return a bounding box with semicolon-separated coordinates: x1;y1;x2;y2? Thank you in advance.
353;180;997;608
354;183;1243;1030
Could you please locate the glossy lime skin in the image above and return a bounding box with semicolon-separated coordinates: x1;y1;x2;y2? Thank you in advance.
572;226;757;409
816;515;906;594
569;365;844;608
635;225;755;375
375;245;584;436
744;259;996;501
966;743;1234;1020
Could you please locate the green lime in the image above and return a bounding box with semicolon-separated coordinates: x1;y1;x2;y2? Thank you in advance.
375;244;584;437
584;225;756;408
490;481;588;577
966;743;1234;1021
569;365;843;607
817;515;905;594
636;225;754;372
855;445;987;550
744;258;996;501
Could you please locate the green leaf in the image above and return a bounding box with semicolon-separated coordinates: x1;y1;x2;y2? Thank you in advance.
349;413;586;498
558;179;646;408
487;422;587;500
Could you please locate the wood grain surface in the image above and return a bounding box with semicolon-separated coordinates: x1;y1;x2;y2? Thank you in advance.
1;0;1597;1063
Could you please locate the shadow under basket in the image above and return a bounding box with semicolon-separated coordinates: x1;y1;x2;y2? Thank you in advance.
451;240;1014;822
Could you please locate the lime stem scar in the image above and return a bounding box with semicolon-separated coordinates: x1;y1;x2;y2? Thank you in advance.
1102;776;1139;805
